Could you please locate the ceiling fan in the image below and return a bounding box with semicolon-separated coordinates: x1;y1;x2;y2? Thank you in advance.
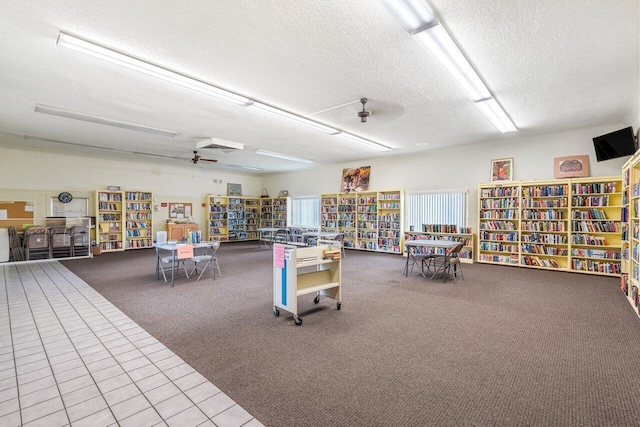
191;150;218;164
358;98;371;123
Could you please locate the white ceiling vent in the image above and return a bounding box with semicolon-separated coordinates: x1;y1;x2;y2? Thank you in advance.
196;138;244;153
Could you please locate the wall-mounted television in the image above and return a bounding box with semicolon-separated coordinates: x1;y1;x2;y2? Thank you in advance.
593;126;637;162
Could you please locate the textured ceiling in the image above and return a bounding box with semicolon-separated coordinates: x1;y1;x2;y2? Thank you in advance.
0;0;638;174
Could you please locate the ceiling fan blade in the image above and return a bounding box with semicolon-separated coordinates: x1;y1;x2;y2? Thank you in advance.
199;158;218;163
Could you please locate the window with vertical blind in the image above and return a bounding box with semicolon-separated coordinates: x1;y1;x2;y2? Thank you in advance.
406;192;467;230
292;197;320;227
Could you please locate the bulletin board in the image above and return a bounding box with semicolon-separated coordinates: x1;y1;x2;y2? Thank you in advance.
169;202;192;219
0;201;35;231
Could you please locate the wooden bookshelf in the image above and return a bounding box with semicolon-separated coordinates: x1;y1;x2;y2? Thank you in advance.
206;195;228;241
478;176;622;277
95;190;125;252
621;154;639;317
124;191;153;250
520;181;569;271
207;195;267;241
323;190;404;254
272;197;291;228
260;198;273;228
478;183;520;266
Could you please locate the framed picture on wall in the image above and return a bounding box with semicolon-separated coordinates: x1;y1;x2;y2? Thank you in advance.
227;183;242;196
491;158;513;182
553;155;590;179
341;166;371;192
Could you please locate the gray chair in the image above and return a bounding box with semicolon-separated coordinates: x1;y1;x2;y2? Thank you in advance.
50;227;73;258
445;243;465;281
190;244;221;281
156;246;190;283
24;227;50;260
334;233;346;258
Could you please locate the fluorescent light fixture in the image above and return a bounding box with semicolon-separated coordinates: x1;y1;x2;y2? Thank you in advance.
474;98;517;133
241;166;263;171
255;149;314;164
413;25;491;102
57;32;252;106
339;133;392;152
196;138;244;151
248;102;341;135
378;0;438;34
34;104;178;137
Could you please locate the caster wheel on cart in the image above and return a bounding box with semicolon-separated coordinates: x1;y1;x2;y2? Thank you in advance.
273;308;280;317
313;295;320;304
293;316;302;326
336;301;341;310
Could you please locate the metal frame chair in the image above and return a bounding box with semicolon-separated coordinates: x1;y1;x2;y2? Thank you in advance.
50;227;73;258
24;227;50;260
190;244;221;281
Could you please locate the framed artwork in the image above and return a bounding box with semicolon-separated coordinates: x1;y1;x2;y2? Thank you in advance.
227;183;242;196
341;166;371;192
169;202;192;219
491;158;513;182
554;155;590;179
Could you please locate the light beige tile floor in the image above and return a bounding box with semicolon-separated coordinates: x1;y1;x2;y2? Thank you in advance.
0;261;263;427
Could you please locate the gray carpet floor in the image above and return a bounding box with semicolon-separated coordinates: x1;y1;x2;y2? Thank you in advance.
61;243;640;427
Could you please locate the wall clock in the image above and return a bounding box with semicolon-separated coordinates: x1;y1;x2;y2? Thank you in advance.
58;192;73;203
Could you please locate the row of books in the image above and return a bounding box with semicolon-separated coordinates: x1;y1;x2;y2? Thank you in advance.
522;210;564;220
571;182;617;194
521;199;567;208
522;185;568;197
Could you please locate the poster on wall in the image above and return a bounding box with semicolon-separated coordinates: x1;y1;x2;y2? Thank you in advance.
553;155;590;179
491;158;513;182
341;166;371;192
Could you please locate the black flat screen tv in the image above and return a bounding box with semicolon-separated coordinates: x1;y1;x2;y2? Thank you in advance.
593;126;636;162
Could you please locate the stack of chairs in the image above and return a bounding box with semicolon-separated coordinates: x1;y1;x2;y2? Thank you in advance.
8;227;24;261
24;227;50;260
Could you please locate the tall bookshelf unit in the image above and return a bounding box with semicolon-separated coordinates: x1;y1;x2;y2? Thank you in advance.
478;177;622;277
206;196;265;241
356;192;378;251
95;190;125;252
478;183;520;266
206;196;228;241
321;194;338;232
621;154;640;316
323;190;404;254
520;182;569;270
272;198;290;228
378;190;403;253
261;198;273;228
124;191;153;250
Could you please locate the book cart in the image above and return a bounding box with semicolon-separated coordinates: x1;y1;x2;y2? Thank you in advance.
272;241;342;325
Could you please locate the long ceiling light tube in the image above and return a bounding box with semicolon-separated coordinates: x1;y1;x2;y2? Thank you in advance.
255;149;314;164
339;133;392;152
57;32;253;106
57;31;393;149
474;98;517;133
248;102;341;135
378;0;438;34
378;0;517;133
34;104;178;137
413;25;491;102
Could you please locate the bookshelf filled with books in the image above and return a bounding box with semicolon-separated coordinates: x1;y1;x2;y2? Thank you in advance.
206;196;265;241
95;190;125;252
124;190;153;250
322;190;404;254
621;153;640;317
478;183;520;266
478;176;622;277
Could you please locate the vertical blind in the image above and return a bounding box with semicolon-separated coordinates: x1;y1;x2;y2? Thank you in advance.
292;197;320;227
406;192;467;229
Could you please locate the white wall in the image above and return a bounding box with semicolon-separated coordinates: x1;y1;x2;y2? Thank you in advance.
0;143;261;233
261;123;630;227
